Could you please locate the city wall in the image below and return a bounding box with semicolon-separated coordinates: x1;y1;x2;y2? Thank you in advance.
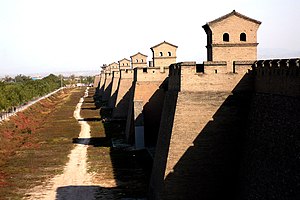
239;58;300;199
149;59;300;200
149;61;253;199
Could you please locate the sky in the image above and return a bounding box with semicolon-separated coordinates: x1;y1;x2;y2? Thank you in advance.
0;0;300;76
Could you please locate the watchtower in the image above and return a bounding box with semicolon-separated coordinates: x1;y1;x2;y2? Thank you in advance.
109;62;119;72
118;58;131;70
150;41;178;72
131;52;148;69
202;10;261;72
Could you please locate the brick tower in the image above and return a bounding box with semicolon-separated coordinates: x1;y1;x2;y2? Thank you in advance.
202;10;261;72
150;41;178;72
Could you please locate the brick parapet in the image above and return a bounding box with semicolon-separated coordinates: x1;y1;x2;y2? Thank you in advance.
168;62;247;93
134;67;168;82
120;68;134;79
252;58;300;97
203;61;227;74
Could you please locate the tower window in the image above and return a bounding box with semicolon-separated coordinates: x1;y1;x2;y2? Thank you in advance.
141;59;143;62
160;52;163;56
240;33;246;41
223;33;229;42
136;59;138;63
168;52;172;56
122;63;124;66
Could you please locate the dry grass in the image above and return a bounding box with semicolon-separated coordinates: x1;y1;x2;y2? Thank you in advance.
83;88;149;199
0;87;85;199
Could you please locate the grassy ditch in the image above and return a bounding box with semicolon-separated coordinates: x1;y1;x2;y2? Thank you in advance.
83;88;149;199
0;87;85;199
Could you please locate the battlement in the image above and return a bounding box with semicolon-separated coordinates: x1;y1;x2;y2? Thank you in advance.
252;58;300;97
120;68;134;79
203;61;227;74
252;58;300;71
167;61;251;92
134;67;168;82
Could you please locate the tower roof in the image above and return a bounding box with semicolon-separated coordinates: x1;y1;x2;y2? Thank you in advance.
108;62;118;67
130;52;148;58
150;41;178;50
203;10;261;28
118;58;130;62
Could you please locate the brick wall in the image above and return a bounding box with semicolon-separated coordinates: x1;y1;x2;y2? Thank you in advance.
112;69;134;119
149;58;300;200
98;72;106;96
102;73;113;103
108;71;120;108
93;74;100;88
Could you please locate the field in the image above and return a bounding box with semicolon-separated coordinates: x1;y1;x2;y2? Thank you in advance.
0;87;83;199
0;87;150;199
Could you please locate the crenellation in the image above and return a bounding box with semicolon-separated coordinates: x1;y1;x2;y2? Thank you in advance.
134;67;168;82
252;59;300;97
203;61;227;74
120;68;134;79
233;60;255;74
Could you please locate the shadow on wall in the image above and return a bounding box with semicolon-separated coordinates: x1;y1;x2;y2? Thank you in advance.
143;78;168;147
158;73;254;200
102;81;113;105
93;83;105;109
126;78;168;147
113;83;133;119
109;77;121;108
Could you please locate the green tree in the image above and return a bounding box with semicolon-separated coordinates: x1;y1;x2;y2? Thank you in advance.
15;74;31;83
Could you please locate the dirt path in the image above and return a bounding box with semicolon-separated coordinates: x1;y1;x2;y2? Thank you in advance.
25;87;98;200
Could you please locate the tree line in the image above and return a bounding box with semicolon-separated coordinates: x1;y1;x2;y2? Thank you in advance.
0;74;61;111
